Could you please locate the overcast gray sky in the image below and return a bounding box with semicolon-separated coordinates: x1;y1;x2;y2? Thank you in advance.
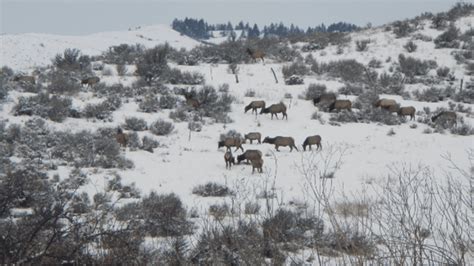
1;0;462;35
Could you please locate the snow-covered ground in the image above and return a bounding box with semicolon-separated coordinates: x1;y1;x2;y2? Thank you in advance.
1;17;473;216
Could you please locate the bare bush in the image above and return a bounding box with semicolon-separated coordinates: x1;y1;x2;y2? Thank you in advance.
404;40;418;53
355;39;370;52
150;119;174;136
192;182;234;197
124;117;148;131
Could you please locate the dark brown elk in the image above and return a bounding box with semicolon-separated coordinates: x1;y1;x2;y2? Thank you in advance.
431;111;457;126
81;76;100;87
261;102;287;120
244;100;266;114
250;158;263;174
244;132;261;144
237;149;263;164
13;75;35;84
263;136;298;152
398;106;416;120
302;135;322;151
184;94;200;109
246;48;265;63
224;151;235;169
374;98;398;112
328;99;352;112
313;93;336;107
218;138;244;152
115;128;129;148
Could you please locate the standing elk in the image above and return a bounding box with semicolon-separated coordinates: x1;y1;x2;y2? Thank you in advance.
302;135;322;151
398;106;416;120
261;102;288;120
116;128;129;148
218;137;244;152
250;158;264;174
263;136;298;152
244;132;261;144
431;111;457;127
81;76;100;87
374;98;399;113
328;100;352;112
224;151;235;169
246;48;265;63
244;100;266;115
237;149;263;164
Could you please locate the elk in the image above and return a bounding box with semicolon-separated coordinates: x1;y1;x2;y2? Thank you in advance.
246;48;265;63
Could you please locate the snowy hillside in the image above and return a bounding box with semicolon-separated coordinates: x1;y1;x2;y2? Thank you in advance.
0;24;200;70
1;5;473;265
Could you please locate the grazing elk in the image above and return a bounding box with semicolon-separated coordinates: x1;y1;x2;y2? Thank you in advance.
224;151;235;169
398;106;416;120
115;128;129;148
244;100;266;115
328;99;352;112
218;137;244;152
374;98;399;112
237;149;263;164
81;76;100;87
313;93;336;107
261;102;287;120
263;136;298;152
302;135;322;151
13;75;35;84
244;132;261;144
246;48;265;63
431;111;457;127
250;158;264;174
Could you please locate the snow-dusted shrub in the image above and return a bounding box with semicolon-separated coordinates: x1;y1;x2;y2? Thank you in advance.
284;75;304;85
139;192;193;237
329;110;359;123
53;48;91;73
359;107;401;125
301;42;327;52
338;84;364;96
450;123;474;136
208;203;230;220
392;20;414;38
437;67;450;78
263;209;324;243
192;182;234;197
244;202;261;215
244;89;256;97
220;130;242;141
127;132;141;151
368;58;382;68
431;13;448;29
195;85;235;122
282;62;309;79
398;54;436;79
304;83;327;100
169;107;194;122
166;69;204;85
404;40;418;53
48;70;82;95
101;66;114;76
387;128;396;136
326;59;366;83
136;44;171;83
138;94;160;113
116;64;127;76
141;136;159;153
413;87;455;102
14;93;73;122
103;43;144;64
218;83;229;93
51;129;132;168
412;33;432;42
150;119;174;136
124;117;148;131
83;102;112;120
434;25;460;48
453;86;474;104
355;39;370;52
159;93;178;109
